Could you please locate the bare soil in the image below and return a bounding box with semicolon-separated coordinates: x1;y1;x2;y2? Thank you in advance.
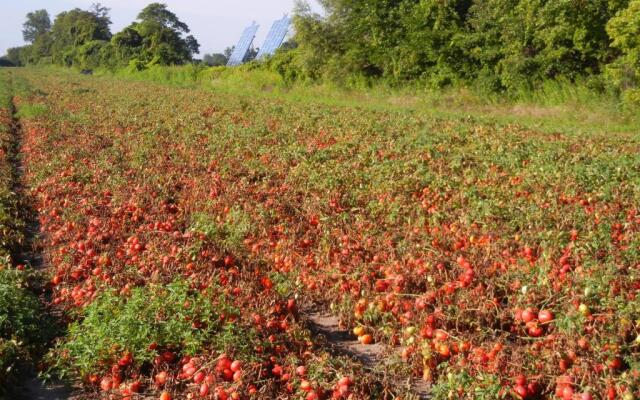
304;306;431;399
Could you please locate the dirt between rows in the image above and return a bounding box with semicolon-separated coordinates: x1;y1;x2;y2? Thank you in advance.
304;306;431;399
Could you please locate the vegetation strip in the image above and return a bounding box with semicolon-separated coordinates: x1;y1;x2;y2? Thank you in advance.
0;73;68;398
2;1;640;112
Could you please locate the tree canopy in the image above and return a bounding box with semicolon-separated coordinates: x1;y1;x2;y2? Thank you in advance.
278;0;639;98
22;9;51;43
5;3;200;69
118;3;200;66
203;53;228;67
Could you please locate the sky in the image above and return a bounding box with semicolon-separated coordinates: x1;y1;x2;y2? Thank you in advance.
0;0;322;56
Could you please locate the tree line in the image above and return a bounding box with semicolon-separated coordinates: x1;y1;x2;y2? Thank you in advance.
1;3;233;70
273;0;639;104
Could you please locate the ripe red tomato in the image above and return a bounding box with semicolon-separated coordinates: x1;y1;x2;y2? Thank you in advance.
118;352;133;366
193;371;205;384
434;329;449;341
300;380;312;391
360;334;374;345
161;351;175;362
437;344;451;358
561;386;574;400
100;376;112;392
272;365;283;376
338;376;352;387
154;371;168;386
521;308;536;323
526;322;544;337
514;384;528;398
129;380;141;393
538;309;554;324
230;360;242;372
159;391;171;400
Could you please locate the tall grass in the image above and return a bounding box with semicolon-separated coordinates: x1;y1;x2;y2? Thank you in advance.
54;64;640;136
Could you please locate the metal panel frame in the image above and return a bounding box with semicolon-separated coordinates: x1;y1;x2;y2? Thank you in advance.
257;16;291;59
227;22;259;66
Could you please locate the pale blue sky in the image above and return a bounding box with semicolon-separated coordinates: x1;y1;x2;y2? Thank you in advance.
1;0;321;56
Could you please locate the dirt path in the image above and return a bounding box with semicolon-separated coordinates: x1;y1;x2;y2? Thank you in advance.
304;306;431;399
3;78;73;400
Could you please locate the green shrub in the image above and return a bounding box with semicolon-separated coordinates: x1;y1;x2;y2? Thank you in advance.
606;0;640;109
190;207;254;254
50;280;256;378
0;268;48;384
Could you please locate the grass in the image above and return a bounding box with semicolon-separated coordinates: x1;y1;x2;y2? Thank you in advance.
69;64;640;138
10;63;640;137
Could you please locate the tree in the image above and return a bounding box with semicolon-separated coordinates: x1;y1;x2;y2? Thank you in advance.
243;46;259;63
291;0;471;84
288;0;632;91
89;3;112;30
111;26;144;66
0;57;14;67
202;53;227;66
606;0;640;106
223;46;234;60
462;0;630;92
49;7;112;66
137;3;190;33
22;9;51;43
116;3;200;66
5;47;28;66
607;0;640;85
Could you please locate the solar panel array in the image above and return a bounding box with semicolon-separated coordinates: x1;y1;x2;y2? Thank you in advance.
257;16;291;59
227;22;259;66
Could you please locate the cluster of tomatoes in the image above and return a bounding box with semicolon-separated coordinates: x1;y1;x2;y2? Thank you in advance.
15;72;640;399
15;97;391;399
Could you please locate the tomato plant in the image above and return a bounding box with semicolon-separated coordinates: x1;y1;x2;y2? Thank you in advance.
3;68;639;399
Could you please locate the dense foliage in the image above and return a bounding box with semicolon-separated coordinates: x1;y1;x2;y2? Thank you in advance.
264;0;640;100
3;0;640;103
5;3;199;70
606;0;640;107
51;280;255;378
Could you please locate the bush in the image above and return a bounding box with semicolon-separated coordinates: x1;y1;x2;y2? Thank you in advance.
0;268;49;385
50;280;257;378
606;0;640;109
190;207;254;254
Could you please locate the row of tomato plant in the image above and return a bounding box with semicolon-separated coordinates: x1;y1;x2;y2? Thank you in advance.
11;69;392;399
9;68;640;399
0;72;50;391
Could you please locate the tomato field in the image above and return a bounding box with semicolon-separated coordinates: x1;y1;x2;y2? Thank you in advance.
0;68;638;399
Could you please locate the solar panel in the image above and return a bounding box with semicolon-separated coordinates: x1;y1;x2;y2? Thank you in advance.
257;16;291;59
227;22;259;66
